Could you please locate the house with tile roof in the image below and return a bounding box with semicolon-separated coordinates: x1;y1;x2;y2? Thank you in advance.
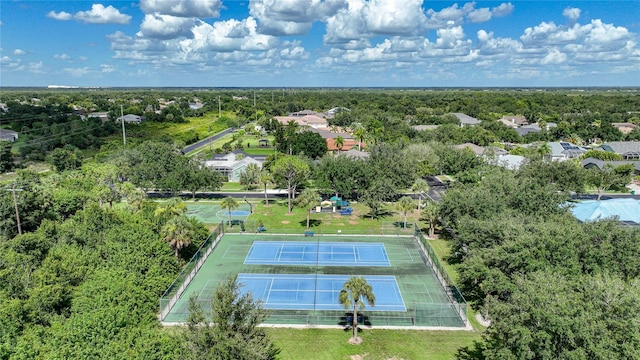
611;123;638;135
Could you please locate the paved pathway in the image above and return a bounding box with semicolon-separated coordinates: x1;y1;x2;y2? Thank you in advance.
182;128;233;154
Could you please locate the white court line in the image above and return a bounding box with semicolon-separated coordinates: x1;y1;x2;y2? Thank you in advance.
276;244;284;261
265;277;275;303
405;248;413;261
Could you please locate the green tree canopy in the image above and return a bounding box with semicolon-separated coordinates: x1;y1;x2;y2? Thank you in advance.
184;276;280;359
271;155;310;214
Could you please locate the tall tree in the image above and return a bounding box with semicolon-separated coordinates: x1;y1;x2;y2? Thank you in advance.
339;276;376;343
296;188;320;229
258;170;272;206
0;141;15;173
161;216;196;259
411;178;429;210
334;136;344;154
184;276;280;360
395;196;415;229
421;201;439;238
239;163;260;190
220;196;239;228
352;122;366;151
586;164;634;200
271;156;310;214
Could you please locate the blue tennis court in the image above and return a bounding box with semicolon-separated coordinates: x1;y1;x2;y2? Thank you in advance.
244;241;390;266
237;273;406;311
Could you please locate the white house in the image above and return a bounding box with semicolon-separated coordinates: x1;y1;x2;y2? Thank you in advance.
117;114;144;124
452;113;480;127
204;153;262;182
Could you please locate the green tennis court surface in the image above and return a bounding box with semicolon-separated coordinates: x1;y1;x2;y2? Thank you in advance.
161;234;466;328
186;203;251;224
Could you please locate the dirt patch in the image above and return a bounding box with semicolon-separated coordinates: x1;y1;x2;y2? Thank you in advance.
337;223;345;226
281;220;290;224
350;354;366;360
348;220;358;225
348;337;363;345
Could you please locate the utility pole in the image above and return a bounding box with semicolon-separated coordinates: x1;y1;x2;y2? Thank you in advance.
5;184;23;235
120;104;127;146
218;95;221;118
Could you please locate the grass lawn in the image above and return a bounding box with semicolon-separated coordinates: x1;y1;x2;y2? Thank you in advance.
227;200;422;235
268;324;481;360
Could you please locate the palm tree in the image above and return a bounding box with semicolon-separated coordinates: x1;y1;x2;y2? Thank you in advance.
296;188;320;229
352;122;366;151
334;136;344;154
220;196;239;228
161;216;194;259
154;198;187;227
339;276;375;343
535;142;552;161
258;170;272;206
422;200;438;238
395;196;415;229
411;178;429;210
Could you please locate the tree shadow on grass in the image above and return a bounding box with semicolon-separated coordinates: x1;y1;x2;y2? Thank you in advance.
360;209;393;220
298;219;322;228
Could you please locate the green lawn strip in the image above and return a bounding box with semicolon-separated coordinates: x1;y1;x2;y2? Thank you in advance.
267;328;480;360
232;200;420;234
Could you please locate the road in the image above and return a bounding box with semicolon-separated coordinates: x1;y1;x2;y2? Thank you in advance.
182;128;233;154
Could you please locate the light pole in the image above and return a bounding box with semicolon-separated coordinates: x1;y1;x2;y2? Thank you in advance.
5;184;23;235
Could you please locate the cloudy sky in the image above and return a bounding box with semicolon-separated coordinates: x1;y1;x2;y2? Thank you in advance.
1;0;639;87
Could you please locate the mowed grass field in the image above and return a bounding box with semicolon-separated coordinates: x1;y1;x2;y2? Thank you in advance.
267;327;481;360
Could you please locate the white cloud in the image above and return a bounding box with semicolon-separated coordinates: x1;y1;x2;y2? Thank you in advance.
424;2;513;28
74;4;131;24
140;0;223;18
250;0;346;35
47;10;73;21
64;67;91;77
540;48;567;65
101;64;117;73
468;8;492;23
563;7;581;21
435;26;466;48
54;53;71;60
492;3;514;17
180;17;277;53
138;14;198;39
13;49;26;55
324;0;427;46
29;61;45;74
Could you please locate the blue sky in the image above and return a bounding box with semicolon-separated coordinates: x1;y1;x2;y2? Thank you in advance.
1;0;639;87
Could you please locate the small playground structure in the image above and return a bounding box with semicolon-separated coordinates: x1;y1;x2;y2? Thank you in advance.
327;196;353;215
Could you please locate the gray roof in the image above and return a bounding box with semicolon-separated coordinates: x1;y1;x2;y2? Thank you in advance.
452;113;480;125
516;127;541;136
308;128;353;139
0;128;18;141
581;158;640;173
548;142;587;157
487;154;526;170
598;141;640;155
411;125;439;131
